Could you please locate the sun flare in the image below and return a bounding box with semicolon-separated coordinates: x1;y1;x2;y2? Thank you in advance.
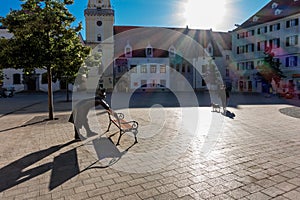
183;0;227;30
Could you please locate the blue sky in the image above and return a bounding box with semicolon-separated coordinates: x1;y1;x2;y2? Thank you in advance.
0;0;270;39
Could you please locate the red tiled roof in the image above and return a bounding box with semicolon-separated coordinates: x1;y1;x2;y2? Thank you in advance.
237;0;300;30
113;26;231;57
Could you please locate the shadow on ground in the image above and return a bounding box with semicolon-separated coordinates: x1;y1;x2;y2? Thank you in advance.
0;133;137;192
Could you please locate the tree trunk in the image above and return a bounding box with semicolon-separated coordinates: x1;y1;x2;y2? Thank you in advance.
47;65;54;120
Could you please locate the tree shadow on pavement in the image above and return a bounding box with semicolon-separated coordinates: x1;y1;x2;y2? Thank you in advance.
0;134;137;192
0;140;77;193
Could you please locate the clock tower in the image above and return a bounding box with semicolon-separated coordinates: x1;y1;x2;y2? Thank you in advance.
84;0;115;89
85;0;114;43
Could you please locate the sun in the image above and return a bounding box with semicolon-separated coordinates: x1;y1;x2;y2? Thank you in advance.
183;0;227;30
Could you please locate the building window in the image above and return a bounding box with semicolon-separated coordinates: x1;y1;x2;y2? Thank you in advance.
269;38;280;49
170;63;174;71
208;46;212;54
176;64;180;72
286;35;298;46
202;65;207;73
146;44;153;57
258;40;267;51
41;73;48;84
130;65;137;73
264;26;268;33
182;64;186;73
246;44;254;52
226;55;230;60
117;66;122;73
141;80;147;87
141;65;147;73
125;47;132;57
247;61;254;70
269;23;281;32
275;9;282;15
275;23;280;30
97;34;101;42
150;65;157;73
151;80;157;87
13;73;21;84
169;46;176;57
160;79;166;87
160;65;166;73
286;56;298;67
226;68;229;77
246;30;255;37
286;18;299;28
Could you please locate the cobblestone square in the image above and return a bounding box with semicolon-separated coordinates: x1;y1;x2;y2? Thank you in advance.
0;92;299;199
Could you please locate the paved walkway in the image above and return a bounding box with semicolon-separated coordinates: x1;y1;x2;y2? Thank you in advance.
0;92;300;200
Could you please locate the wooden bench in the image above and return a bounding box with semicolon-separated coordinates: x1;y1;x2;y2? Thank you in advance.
106;109;138;145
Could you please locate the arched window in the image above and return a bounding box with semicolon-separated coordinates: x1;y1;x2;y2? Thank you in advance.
146;43;153;57
97;34;102;42
125;41;132;57
169;46;176;57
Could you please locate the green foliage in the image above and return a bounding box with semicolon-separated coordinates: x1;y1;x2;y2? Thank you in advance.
0;0;91;119
206;60;221;85
256;48;285;84
0;0;90;80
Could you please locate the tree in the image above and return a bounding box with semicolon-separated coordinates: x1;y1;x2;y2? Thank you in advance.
205;59;221;86
256;47;285;88
0;0;90;119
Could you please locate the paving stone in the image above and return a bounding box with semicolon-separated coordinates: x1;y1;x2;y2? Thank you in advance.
245;192;272;200
121;185;143;195
261;186;285;197
242;183;264;193
137;188;160;199
1;95;300;200
87;187;110;197
153;192;178;200
173;186;195;198
287;177;300;186
275;181;297;192
255;179;277;188
190;182;211;192
208;193;232;200
283;190;300;200
226;188;250;199
101;189;125;200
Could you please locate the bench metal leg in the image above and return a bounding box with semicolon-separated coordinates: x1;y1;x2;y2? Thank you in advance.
133;130;138;144
116;130;123;146
107;120;112;132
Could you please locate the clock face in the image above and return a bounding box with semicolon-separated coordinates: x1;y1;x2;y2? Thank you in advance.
97;21;102;26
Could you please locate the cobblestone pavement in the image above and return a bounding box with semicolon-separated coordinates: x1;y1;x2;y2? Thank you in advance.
0;93;300;200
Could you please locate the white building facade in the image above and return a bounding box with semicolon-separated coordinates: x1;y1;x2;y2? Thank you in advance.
232;0;300;94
